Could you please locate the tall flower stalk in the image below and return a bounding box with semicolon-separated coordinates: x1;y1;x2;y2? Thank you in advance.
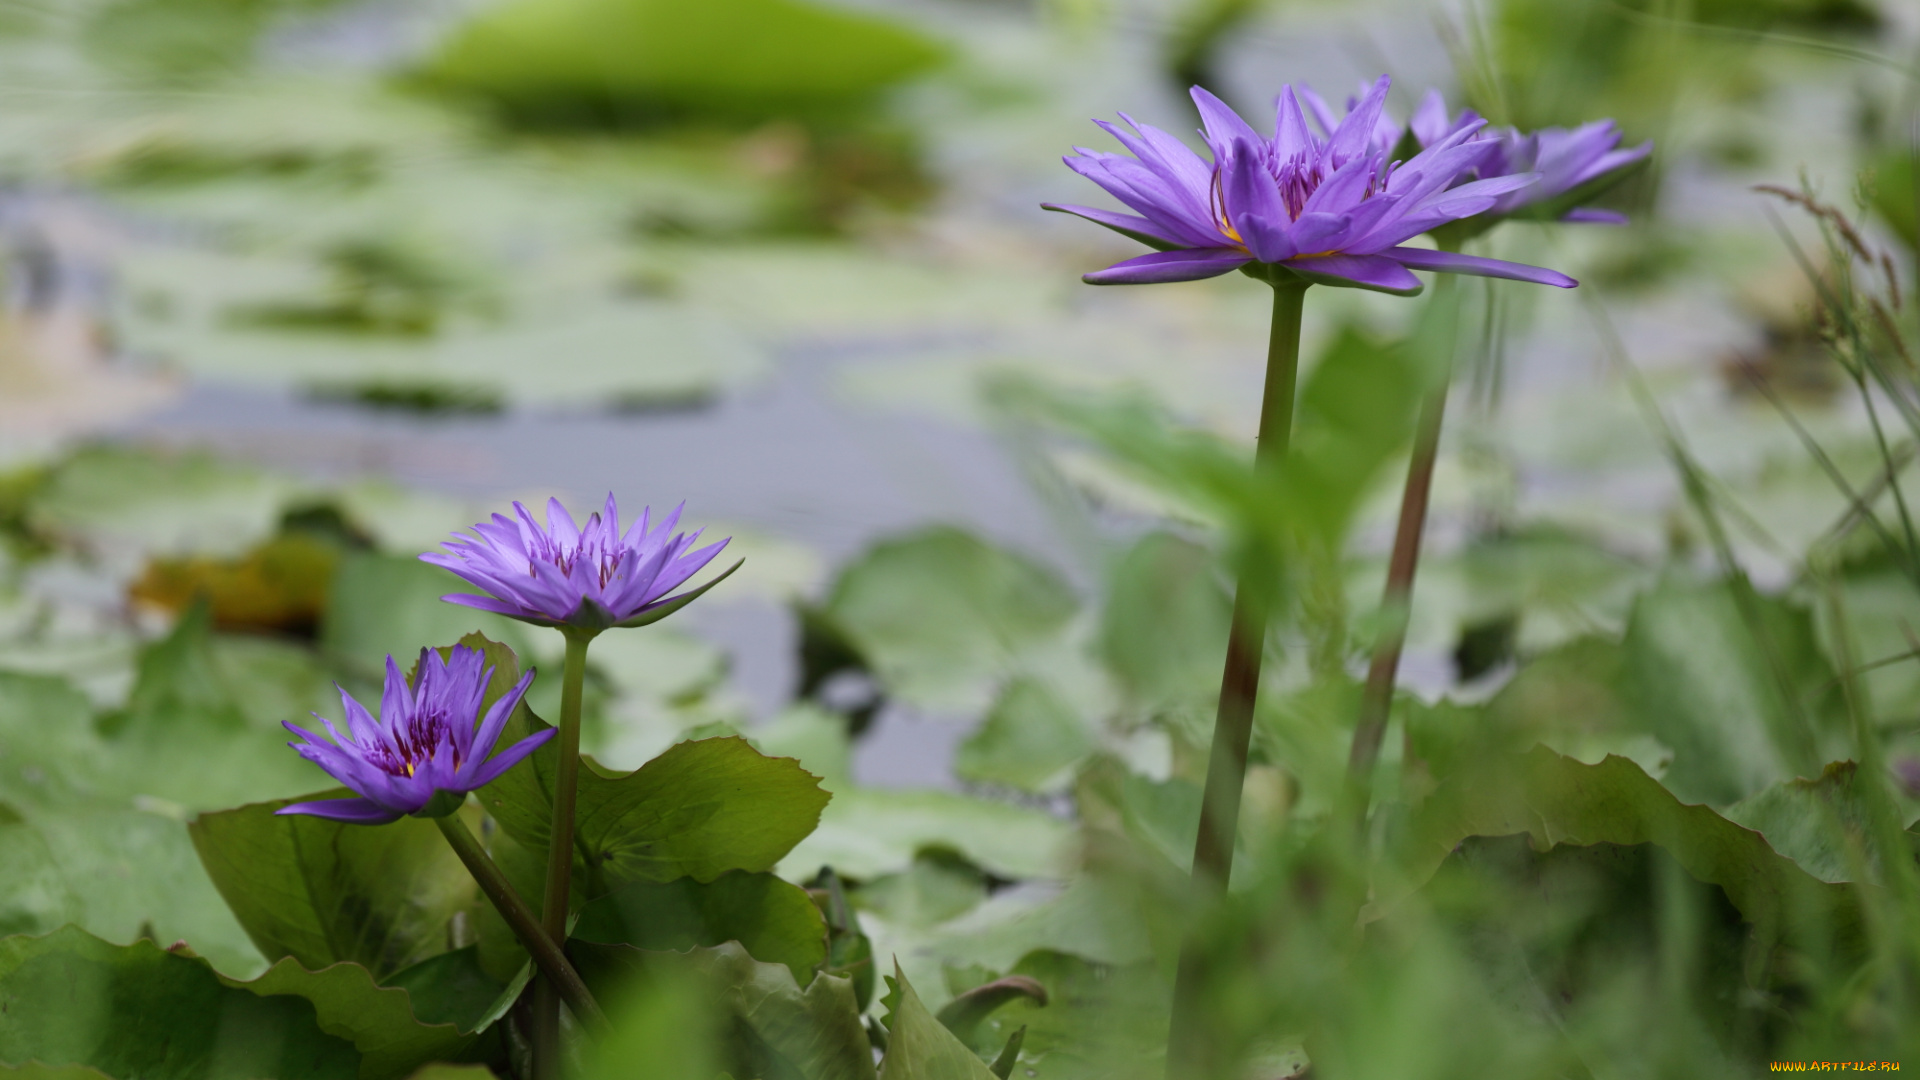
1047;74;1579;1076
1338;93;1650;832
425;495;736;1080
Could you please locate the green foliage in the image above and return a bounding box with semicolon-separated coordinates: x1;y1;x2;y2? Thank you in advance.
1488;579;1848;806
785;788;1072;882
1096;532;1230;710
480;728;830;892
572;871;829;984
1726;762;1920;884
877;964;997;1080
955;679;1093;794
0;926;358;1080
958;952;1164;1080
818;527;1079;711
1387;747;1861;960
421;0;945;124
569;941;875;1080
188;795;478;981
321;557;539;684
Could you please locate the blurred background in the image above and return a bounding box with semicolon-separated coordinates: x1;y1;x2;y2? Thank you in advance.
3;0;1920;1066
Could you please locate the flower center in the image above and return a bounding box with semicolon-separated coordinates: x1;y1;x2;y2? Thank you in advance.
525;517;626;589
369;709;457;778
1209;144;1391;247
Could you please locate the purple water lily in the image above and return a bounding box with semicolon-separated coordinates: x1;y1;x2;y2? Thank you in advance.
1044;75;1576;295
423;495;734;634
279;645;548;824
1302;86;1651;225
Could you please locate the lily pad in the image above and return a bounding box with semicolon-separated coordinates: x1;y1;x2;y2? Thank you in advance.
779;788;1073;883
188;793;479;982
572;871;828;984
422;0;945;122
820;528;1078;712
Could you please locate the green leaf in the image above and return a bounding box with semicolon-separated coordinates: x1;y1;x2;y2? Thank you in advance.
572;871;828;984
25;445;300;560
955;679;1093;795
1281;323;1436;542
384;947;526;1034
780;788;1073;882
1383;747;1862;956
0;1065;117;1080
479;726;830;891
876;963;997;1080
1487;579;1850;806
104;604;330;813
582;963;719;1080
854;850;989;932
956;952;1164;1080
1725;761;1920;884
189;794;479;981
820;528;1078;711
229;956;473;1080
1096;532;1230;710
321;555;540;684
569;941;875;1080
424;0;944;121
0;671;266;975
0;925;359;1080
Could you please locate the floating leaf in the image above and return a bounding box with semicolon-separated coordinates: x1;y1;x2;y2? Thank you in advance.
1725;761;1920;884
0;926;359;1080
780;788;1072;882
820;528;1078;712
1383;747;1861;957
569;941;874;1080
1096;532;1230;710
876;963;997;1080
189;794;478;981
956;952;1163;1080
235;955;473;1080
320;555;540;684
1487;580;1850;806
424;0;944;121
572;871;828;984
479;724;830;892
955;679;1093;795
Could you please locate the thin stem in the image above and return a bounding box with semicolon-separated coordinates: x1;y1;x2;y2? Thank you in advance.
533;632;593;1079
1166;279;1308;1079
433;814;608;1031
1344;375;1448;831
1343;263;1466;837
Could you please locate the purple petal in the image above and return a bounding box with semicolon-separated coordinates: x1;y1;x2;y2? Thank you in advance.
1283;252;1422;294
1285;211;1353;255
1041;202;1185;248
1562;207;1629;225
465;669;538;773
1410;89;1452;148
1387;246;1577;288
1273;88;1317;161
1084;247;1251;285
466;728;558;788
276;798;401;825
1190;87;1262;159
1326;75;1391;165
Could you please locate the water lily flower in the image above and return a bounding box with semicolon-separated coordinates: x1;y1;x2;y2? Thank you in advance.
423;495;734;634
1302;85;1651;226
278;645;548;824
1044;75;1575;295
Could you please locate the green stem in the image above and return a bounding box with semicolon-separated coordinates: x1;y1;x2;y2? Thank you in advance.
533;632;593;1078
1343;371;1448;832
433;814;608;1032
1165;279;1308;1079
1343;264;1463;838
